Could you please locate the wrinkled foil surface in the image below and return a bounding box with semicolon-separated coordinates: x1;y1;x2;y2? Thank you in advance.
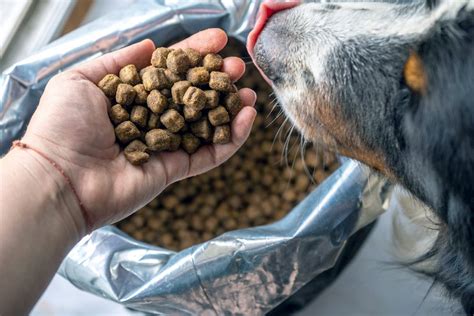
0;0;392;314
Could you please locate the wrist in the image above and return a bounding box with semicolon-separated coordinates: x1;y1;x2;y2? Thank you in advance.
4;146;87;244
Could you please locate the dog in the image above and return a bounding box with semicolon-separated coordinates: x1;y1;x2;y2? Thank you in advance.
248;0;474;313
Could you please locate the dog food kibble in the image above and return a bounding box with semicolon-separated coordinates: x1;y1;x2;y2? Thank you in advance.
147;90;168;114
119;64;140;86
133;84;148;104
184;48;202;68
164;69;182;85
208;106;230;126
98;45;243;167
183;87;206;110
171;80;191;104
139;66;155;79
160;109;185;133
115;40;340;251
167;49;191;74
98;74;121;98
213;125;231;144
124;140;149;165
224;93;242;116
148;113;160;129
209;71;233;92
183;106;202;122
190;119;212;141
168;131;181;151
115;83;136;106
109;104;129;125
160;88;171;98
115;121;140;143
204;90;219;109
145;129;172;151
151;47;170;68
130;106;149;129
203;53;223;71
182;133;201;154
142;68;169;91
187;67;210;85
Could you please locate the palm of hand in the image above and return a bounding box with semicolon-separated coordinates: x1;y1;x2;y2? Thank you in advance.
21;29;256;230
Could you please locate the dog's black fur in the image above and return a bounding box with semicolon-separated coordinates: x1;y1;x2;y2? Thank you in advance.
254;1;473;313
401;6;474;311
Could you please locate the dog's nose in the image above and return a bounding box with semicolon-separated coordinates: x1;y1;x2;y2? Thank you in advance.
247;0;300;84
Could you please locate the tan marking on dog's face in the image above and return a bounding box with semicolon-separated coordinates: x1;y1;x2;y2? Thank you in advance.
404;52;428;94
284;87;394;177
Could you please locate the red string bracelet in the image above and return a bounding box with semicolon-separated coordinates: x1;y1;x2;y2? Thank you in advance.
11;140;92;232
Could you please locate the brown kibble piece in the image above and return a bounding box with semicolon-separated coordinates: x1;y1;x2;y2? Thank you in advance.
209;71;233;92
204;90;219;109
124;140;149;165
213;125;231;144
151;47;170;68
190;119;212;141
115;121;140;144
142;68;169;91
109;104;129;125
223;93;242;116
148;113;160;130
145;129;172;151
203;53;223;71
186;67;209;85
139;65;155;79
208;106;230;126
119;64;140;85
166;49;191;74
184;48;202;67
98;74;121;98
171;81;191;104
133;84;148;104
183;106;202;122
115;83;136;106
146;129;180;152
160;233;174;246
130;106;149;129
160;109;185;133
205;217;219;232
183;86;206;111
125;139;147;152
168;132;181;151
160;88;171;98
147;90;168;114
164;69;182;86
182;133;200;154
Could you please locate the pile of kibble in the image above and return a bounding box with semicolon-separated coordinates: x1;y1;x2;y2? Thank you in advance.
98;47;242;165
116;40;339;250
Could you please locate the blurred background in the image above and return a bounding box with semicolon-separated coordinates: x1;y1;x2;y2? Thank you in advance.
1;0;458;315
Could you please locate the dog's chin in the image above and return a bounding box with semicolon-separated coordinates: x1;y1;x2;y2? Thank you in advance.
274;91;342;152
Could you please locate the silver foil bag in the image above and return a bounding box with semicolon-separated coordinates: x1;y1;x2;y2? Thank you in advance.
0;0;391;314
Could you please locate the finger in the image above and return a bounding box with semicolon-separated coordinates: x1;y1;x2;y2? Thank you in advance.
222;57;246;82
170;28;228;54
71;39;156;83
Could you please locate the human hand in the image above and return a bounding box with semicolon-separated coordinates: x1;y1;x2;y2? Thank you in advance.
21;29;257;234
